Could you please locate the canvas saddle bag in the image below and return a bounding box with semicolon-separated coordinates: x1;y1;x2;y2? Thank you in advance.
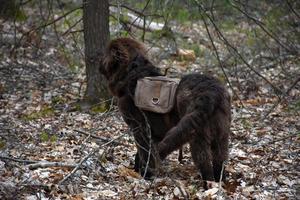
134;76;180;113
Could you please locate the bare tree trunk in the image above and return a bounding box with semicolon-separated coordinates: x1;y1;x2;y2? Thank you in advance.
82;0;110;106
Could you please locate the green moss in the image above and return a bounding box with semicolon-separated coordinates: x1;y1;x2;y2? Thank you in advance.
74;103;82;112
220;20;236;31
50;135;58;142
0;139;6;149
51;96;65;105
98;153;107;163
0;1;27;21
40;132;57;143
90;103;109;113
189;185;198;196
190;44;202;57
286;99;300;113
241;118;251;129
217;74;226;84
150;27;174;40
22;105;55;121
176;9;190;23
264;7;287;31
58;46;77;72
15;9;27;21
40;132;49;142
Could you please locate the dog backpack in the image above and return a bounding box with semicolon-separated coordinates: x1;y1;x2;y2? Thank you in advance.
134;76;180;113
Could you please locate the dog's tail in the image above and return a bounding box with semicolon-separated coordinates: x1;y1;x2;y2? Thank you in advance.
158;91;227;159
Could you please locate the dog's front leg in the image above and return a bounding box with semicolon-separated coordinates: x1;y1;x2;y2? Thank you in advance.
118;96;158;179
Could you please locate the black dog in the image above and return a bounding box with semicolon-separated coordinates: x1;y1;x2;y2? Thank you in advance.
100;37;231;182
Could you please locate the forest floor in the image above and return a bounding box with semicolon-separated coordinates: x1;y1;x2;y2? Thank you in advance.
0;20;299;200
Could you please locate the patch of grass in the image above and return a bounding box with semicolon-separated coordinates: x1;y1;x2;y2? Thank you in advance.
0;139;6;149
286;99;300;113
217;74;226;84
58;46;78;72
90;103;109;113
15;9;27;21
175;9;190;23
189;185;198;196
40;131;49;142
0;1;27;21
220;20;236;31
73;103;82;112
264;7;287;32
151;26;175;40
51;96;65;105
186;43;202;58
50;135;58;143
40;131;57;143
241;118;251;129
98;153;107;163
246;35;256;47
22;105;55;121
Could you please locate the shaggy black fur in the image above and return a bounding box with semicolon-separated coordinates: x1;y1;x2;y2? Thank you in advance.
100;37;231;182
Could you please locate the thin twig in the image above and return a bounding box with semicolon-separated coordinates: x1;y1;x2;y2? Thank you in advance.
169;177;189;200
218;161;226;198
140;111;153;179
109;4;162;18
74;129;123;145
10;6;82;55
58;132;126;185
62;18;83;36
286;0;300;19
248;132;299;152
262;77;300;119
28;162;76;170
194;1;282;96
200;11;245;109
128;0;152;33
231;0;293;53
0;155;38;164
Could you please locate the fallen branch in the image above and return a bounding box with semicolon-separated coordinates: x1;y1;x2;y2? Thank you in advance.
109;6;164;32
218;161;226;197
58;132;126;185
74;129;124;146
260;132;299;148
0;155;38;164
28;162;76;170
0;155;77;170
169;177;189;200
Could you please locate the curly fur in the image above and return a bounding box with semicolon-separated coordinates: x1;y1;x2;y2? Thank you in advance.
100;37;231;182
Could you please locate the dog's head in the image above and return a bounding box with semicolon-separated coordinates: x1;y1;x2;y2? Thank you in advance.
100;37;147;79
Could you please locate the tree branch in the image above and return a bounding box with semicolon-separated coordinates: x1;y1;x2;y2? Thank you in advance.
58;132;126;185
0;155;38;164
195;1;282;96
28;162;76;170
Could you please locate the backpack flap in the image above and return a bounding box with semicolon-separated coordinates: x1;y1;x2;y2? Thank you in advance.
134;76;179;113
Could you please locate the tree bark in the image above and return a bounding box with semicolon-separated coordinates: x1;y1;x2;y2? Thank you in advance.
82;0;110;105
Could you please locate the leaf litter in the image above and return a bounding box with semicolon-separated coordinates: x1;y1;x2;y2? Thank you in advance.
0;19;299;200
